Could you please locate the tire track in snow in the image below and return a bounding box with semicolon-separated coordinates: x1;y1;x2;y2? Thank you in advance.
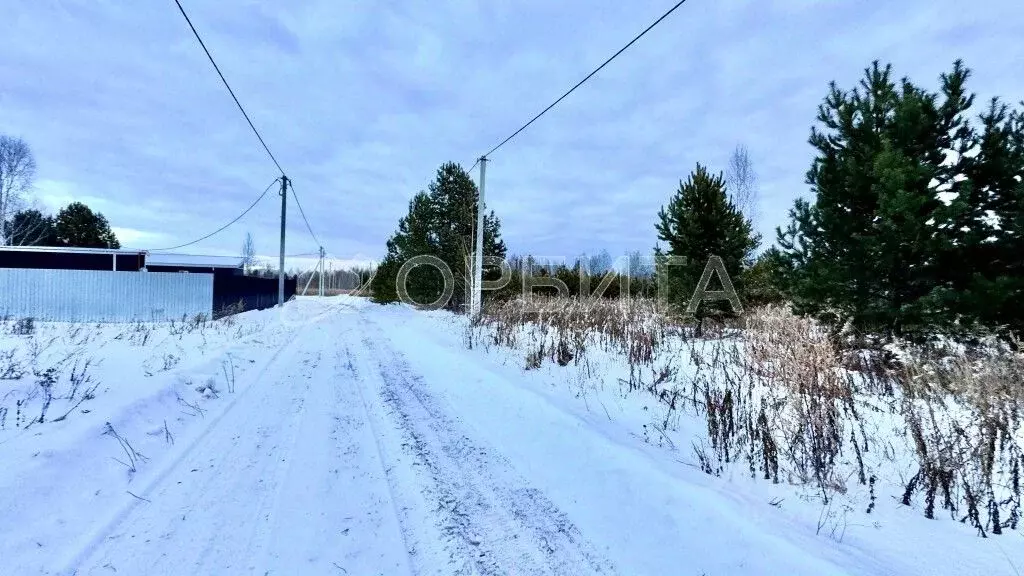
56;331;309;574
340;339;418;576
252;318;412;575
67;345;318;575
357;313;617;576
173;344;320;571
241;348;317;571
63;308;415;576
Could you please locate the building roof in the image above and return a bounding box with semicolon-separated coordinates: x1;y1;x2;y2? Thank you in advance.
145;253;244;269
0;245;145;256
0;246;243;269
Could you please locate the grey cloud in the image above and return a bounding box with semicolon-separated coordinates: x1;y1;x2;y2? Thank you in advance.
2;0;1022;262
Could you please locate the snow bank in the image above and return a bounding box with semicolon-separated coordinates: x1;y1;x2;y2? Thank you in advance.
0;298;337;574
441;299;1024;575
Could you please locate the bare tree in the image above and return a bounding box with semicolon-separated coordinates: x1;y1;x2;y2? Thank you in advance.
241;232;257;272
725;144;759;227
7;208;55;246
0;135;38;245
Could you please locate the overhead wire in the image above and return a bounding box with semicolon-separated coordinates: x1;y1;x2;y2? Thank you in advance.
172;0;285;175
172;0;329;255
148;178;280;252
287;181;323;248
477;0;691;160
462;0;690;281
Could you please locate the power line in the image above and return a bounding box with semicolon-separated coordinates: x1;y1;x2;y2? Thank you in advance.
479;0;690;159
172;2;331;278
148;178;280;252
287;181;322;248
172;0;285;175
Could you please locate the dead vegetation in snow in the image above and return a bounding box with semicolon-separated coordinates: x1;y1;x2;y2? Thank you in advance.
466;297;1024;538
0;312;261;434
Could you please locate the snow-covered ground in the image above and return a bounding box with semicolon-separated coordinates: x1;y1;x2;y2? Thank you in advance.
1;297;1021;575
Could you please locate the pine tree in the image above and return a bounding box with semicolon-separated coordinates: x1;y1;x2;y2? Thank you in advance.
5;209;57;246
994;106;1024;334
655;164;759;327
781;59;1024;337
779;61;975;335
372;162;506;309
54;202;120;248
742;247;791;307
372;192;438;304
934;97;1024;333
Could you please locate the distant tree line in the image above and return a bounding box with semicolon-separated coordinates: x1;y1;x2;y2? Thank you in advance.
294;265;375;293
485;252;659;302
0;135;121;249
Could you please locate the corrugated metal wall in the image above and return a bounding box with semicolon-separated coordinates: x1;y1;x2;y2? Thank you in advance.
0;269;213;322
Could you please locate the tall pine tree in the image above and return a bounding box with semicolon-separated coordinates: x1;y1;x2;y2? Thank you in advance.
372;162;506;310
931;97;1024;333
781;60;1024;337
372;192;440;305
655;164;759;327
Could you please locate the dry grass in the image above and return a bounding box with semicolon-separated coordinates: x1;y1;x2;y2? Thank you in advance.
468;297;1024;536
898;339;1024;535
471;296;673;354
742;306;863;495
1;312;262;433
467;297;678;387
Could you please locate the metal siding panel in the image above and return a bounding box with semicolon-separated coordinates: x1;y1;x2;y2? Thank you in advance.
0;269;213;322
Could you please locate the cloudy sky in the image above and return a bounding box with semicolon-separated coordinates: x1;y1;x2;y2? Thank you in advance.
3;0;1022;268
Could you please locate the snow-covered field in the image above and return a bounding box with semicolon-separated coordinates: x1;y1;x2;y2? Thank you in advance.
1;297;1021;575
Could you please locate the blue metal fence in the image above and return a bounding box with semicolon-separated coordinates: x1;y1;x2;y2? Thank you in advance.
0;268;213;322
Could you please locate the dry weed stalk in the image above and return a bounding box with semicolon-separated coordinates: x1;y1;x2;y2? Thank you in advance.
474;296;674;373
743;306;864;499
900;340;1024;536
470;297;1024;536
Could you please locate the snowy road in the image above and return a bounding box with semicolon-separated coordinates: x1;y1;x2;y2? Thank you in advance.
62;303;620;576
61;309;407;574
9;298;999;575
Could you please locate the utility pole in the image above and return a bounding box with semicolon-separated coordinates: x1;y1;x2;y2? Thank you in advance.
278;175;288;307
471;156;487;317
318;246;325;297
